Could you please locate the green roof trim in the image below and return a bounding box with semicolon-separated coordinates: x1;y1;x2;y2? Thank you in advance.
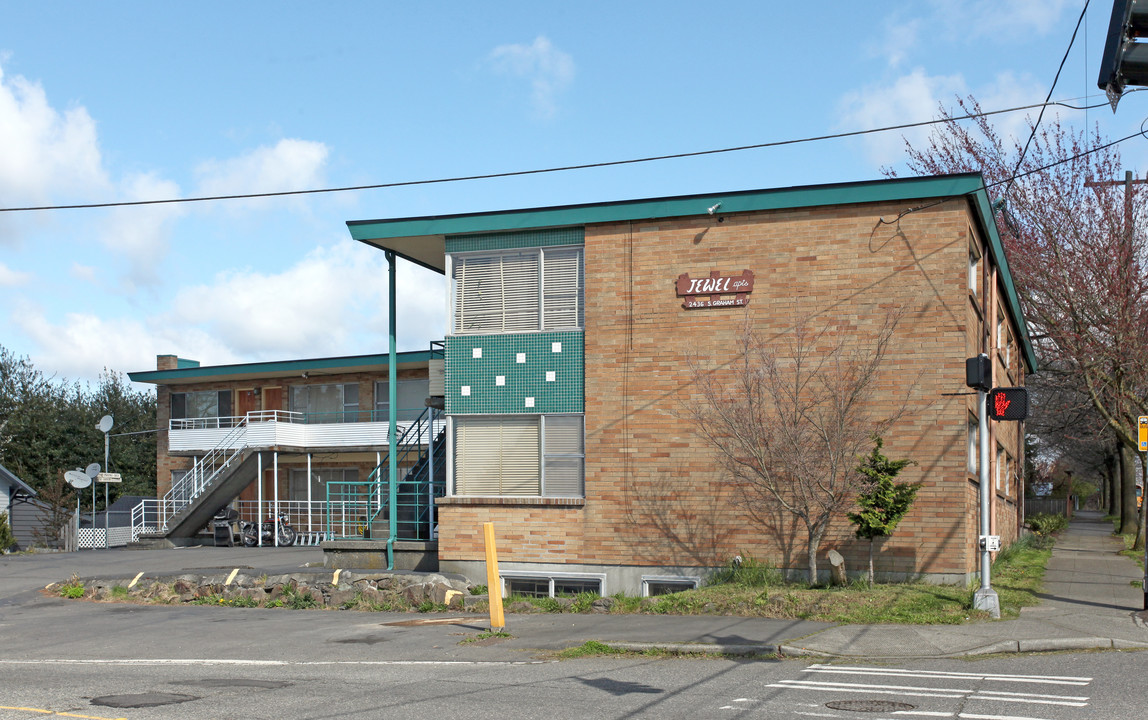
347;173;1036;372
348;174;982;241
129;350;434;385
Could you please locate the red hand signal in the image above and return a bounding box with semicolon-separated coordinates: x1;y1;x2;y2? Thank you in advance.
994;393;1011;417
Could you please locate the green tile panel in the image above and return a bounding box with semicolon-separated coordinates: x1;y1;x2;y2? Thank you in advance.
446;227;584;254
446;331;583;414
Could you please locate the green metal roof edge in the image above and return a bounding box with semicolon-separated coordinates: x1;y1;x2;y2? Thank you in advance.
128;349;434;384
963;184;1039;373
347;174;987;241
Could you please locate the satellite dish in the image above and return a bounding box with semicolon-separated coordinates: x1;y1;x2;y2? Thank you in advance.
85;463;101;478
65;470;92;489
97;415;114;433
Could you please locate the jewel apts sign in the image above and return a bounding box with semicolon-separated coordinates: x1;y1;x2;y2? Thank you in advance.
675;270;754;309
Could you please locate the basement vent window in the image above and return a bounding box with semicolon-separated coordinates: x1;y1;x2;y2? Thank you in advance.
501;572;604;599
642;577;700;597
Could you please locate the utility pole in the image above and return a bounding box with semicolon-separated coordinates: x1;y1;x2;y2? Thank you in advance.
1087;170;1148;608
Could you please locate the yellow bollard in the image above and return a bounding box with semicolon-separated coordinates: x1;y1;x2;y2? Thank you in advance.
483;522;505;631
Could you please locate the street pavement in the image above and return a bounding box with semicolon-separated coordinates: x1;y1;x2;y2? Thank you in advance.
3;510;1147;660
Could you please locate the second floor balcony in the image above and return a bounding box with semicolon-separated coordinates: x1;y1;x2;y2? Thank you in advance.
168;409;438;453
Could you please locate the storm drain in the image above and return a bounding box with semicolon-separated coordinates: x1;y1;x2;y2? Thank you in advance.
825;700;917;713
91;693;197;709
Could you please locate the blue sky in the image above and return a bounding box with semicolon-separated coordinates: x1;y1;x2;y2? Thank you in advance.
1;1;1144;384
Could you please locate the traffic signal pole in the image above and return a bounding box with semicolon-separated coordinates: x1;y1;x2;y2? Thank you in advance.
973;386;1001;619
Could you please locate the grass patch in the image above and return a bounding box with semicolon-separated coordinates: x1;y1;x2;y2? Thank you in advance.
461;630;513;644
559;640;625;658
58;575;85;599
110;585;130;599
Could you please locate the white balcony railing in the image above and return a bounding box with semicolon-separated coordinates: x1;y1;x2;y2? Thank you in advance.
169;410;434;452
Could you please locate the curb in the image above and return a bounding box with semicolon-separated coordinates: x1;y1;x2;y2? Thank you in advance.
777;636;1148;659
607;641;779;656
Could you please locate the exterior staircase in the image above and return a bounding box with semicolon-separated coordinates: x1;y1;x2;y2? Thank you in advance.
134;417;255;543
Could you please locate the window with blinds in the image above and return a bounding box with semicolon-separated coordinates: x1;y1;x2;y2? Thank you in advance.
452;247;582;334
453;414;584;497
543;415;584;497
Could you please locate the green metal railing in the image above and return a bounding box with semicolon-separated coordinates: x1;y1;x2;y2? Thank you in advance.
324;404;446;543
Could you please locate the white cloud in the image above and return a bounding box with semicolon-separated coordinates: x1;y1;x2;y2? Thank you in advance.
0;261;32;286
11;302;239;382
963;0;1076;37
194;138;329;208
489;36;575;119
168;240;445;359
975;71;1048;146
99;172;186;289
69;263;96;282
869;16;921;69
837;68;968;168
0;62;108;210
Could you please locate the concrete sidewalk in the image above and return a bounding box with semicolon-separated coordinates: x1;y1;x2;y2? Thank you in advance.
569;509;1148;659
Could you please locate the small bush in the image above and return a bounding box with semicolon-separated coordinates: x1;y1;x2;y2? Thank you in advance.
535;597;563;613
0;511;16;552
58;576;85;599
1027;513;1068;537
469;585;487;596
282;586;318;610
708;554;783;587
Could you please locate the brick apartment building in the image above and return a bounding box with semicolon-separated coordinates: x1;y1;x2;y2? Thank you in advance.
129;351;438;540
131;173;1032;596
345;172;1035;595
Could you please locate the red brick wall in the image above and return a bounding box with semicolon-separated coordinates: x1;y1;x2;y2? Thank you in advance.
438;197;1023;580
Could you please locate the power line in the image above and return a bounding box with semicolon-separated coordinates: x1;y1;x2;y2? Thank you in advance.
0;96;1118;214
1006;0;1091;197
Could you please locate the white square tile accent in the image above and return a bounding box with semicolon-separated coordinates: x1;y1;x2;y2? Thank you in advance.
472;348;482;359
516;352;526;363
460;386;471;396
551;342;562;353
495;376;505;386
546;371;556;382
524;397;535;408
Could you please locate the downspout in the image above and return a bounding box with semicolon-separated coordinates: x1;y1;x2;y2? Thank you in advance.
387;250;398;570
988;264;998;540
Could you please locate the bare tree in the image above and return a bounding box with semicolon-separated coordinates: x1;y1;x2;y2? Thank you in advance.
893;97;1148;546
31;472;75;549
685;314;909;585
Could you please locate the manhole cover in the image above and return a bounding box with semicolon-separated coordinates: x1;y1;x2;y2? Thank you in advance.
825;700;917;713
91;693;197;709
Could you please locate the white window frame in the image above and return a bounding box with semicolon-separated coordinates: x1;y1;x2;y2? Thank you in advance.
449;245;583;335
374;378;430;422
449;414;584;498
967;416;978;474
498;570;606;598
641;576;701;597
968;247;980;295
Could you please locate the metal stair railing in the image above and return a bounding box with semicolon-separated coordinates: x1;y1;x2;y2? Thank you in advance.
157;410;300;530
162;415;250;524
325;406;445;542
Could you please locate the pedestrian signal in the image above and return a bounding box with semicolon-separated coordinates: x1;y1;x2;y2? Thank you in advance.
988;387;1028;421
